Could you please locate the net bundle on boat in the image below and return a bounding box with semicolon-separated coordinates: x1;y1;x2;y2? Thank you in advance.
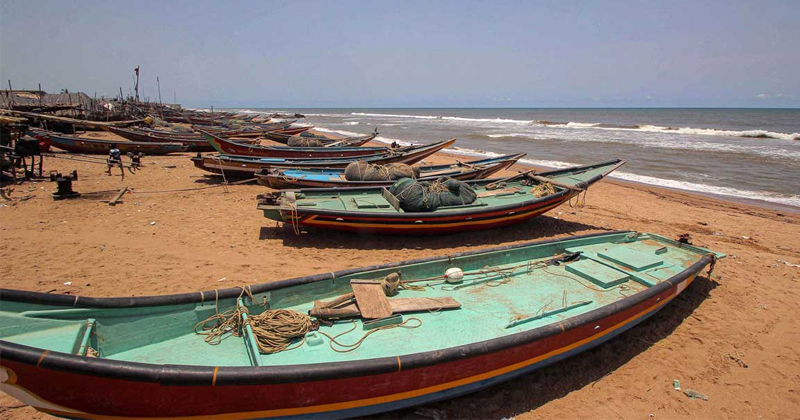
344;160;421;181
287;135;324;147
388;176;477;212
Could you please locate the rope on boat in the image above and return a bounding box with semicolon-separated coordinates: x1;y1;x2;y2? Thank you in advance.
284;201;302;235
531;181;556;198
569;188;588;208
194;286;316;354
317;318;422;353
541;267;632;297
246;310;315;354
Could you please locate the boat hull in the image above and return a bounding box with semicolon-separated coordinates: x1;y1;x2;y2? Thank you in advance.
29;129;188;155
0;254;710;419
107;127;263;153
263;193;571;235
260;127;313;141
192;139;456;178
202;132;390;158
263;132;374;146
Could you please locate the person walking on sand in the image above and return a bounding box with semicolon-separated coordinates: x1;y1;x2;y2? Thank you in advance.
107;144;125;179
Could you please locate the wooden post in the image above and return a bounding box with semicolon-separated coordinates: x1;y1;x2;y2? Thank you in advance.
7;80;14;107
134;66;140;102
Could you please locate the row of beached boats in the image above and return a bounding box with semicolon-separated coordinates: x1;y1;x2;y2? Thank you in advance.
1;110;724;419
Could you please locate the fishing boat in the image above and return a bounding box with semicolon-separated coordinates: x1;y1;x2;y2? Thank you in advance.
258;126;314;139
256;130;378;147
200;131;388;158
196;121;305;138
28;128;188;155
263;130;373;145
257;159;624;235
258;153;526;189
0;230;723;419
106;127;259;153
191;139;456;178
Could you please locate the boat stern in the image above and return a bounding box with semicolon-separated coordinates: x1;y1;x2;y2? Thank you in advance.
256;192;289;222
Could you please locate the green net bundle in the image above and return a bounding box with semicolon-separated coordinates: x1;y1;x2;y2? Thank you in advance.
344;161;421;181
287;135;325;147
388;177;477;212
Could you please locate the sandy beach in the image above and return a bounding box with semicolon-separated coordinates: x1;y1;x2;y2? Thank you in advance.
1;135;799;419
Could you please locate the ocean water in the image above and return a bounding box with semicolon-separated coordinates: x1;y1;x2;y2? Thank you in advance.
214;108;800;208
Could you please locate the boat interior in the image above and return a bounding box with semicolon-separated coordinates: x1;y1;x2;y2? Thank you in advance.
0;232;723;368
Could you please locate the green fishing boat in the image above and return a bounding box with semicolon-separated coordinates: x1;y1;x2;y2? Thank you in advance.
0;231;722;419
257;159;624;235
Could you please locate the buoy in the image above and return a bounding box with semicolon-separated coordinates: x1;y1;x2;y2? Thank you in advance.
445;267;464;283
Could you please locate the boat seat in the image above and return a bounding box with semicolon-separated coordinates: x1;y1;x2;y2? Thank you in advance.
597;248;663;271
351;198;391;209
565;244;666;287
565;260;630;288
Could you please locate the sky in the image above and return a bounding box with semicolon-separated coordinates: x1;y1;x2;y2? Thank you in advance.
1;0;799;108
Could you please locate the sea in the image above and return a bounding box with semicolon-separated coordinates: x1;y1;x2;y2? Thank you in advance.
204;108;800;209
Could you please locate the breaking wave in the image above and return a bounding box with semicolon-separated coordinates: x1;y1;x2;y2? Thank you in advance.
454;147;799;207
487;133;800;161
314;124;799;207
351;112;799;141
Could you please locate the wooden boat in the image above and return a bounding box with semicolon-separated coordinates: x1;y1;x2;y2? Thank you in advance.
28;129;188;155
191;139;456;178
259;126;313;139
0;231;723;419
200;131;389;158
197;121;303;138
264;130;379;146
106;127;258;153
257;159;624;235
128;126;267;140
258;153;526;189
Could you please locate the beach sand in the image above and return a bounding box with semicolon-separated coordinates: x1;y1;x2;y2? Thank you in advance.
1;136;799;419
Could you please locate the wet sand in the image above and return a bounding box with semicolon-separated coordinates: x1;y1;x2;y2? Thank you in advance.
1;136;799;419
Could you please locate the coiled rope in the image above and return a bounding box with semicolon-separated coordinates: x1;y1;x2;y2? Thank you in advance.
194;286;316;354
531;181;556;198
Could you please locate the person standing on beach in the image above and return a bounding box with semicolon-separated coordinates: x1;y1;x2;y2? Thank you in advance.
107;144;124;179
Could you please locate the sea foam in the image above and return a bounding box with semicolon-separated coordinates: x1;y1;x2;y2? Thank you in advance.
350;112;799;141
315;124;799;207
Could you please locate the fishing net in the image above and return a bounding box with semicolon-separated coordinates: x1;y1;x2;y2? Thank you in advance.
344;161;420;181
388;177;476;212
287;135;324;147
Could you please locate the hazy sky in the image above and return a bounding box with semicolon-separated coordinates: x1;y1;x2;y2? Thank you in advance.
1;0;798;108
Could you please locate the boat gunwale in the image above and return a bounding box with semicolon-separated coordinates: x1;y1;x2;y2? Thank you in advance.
0;231;716;386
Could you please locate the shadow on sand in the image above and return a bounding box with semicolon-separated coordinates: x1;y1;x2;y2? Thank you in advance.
258;216;609;251
369;275;720;420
